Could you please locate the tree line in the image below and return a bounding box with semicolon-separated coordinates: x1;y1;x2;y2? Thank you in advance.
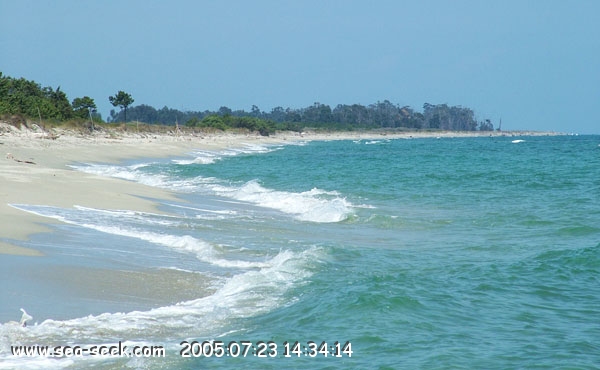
0;72;102;123
0;73;132;125
113;100;495;133
1;72;496;134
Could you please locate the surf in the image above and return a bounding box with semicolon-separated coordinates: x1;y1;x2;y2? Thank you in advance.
72;155;355;223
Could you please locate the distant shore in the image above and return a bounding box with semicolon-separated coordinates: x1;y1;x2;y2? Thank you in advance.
0;121;563;256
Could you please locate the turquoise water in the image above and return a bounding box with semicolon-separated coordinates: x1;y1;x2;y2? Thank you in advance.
2;135;600;369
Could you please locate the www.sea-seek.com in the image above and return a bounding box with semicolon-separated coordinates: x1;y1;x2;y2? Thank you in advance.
11;341;166;358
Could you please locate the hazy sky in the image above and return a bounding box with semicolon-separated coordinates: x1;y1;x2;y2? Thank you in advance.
1;0;598;133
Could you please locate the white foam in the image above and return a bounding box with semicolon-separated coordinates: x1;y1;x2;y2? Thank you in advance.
70;162;218;193
172;143;283;166
72;206;181;227
166;203;239;216
0;246;322;367
71;143;356;223
172;157;215;165
172;153;218;165
210;180;353;223
72;163;354;222
354;139;390;145
70;163;170;188
9;204;263;269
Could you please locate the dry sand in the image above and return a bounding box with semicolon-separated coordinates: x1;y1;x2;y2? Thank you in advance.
0;122;561;256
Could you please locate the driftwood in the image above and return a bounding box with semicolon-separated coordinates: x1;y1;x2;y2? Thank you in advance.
5;153;36;165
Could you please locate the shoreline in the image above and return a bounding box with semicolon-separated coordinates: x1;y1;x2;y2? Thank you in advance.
0;122;563;256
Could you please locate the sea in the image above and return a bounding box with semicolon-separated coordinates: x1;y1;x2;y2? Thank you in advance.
1;134;599;369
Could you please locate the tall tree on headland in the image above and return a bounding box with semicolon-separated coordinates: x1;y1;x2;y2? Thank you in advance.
109;91;134;122
72;96;97;119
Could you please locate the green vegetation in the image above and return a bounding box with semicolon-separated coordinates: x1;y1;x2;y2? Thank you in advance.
185;115;275;136
1;72;497;135
113;101;497;135
72;96;97;118
109;91;134;122
0;72;102;126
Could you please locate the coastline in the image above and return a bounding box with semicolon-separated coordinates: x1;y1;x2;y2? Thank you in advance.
0;124;273;256
0;122;562;256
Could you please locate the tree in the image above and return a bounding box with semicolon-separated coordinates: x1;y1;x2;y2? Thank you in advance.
46;86;74;120
250;104;261;118
302;102;332;125
109;91;134;122
201;115;227;130
478;119;494;131
218;106;232;116
422;103;477;131
185;116;201;127
72;96;97;119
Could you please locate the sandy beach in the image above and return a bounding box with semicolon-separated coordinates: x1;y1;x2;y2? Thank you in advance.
0;121;561;256
0;123;281;256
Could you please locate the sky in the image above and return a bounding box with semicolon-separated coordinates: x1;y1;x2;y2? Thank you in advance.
1;0;599;133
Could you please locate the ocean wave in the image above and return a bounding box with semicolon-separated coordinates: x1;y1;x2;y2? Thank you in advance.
0;246;323;368
72;161;354;223
209;180;353;223
69;162;170;187
4;202;325;367
72;206;182;227
9;204;263;269
167;203;242;221
71;162;220;193
353;139;391;145
172;143;283;165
